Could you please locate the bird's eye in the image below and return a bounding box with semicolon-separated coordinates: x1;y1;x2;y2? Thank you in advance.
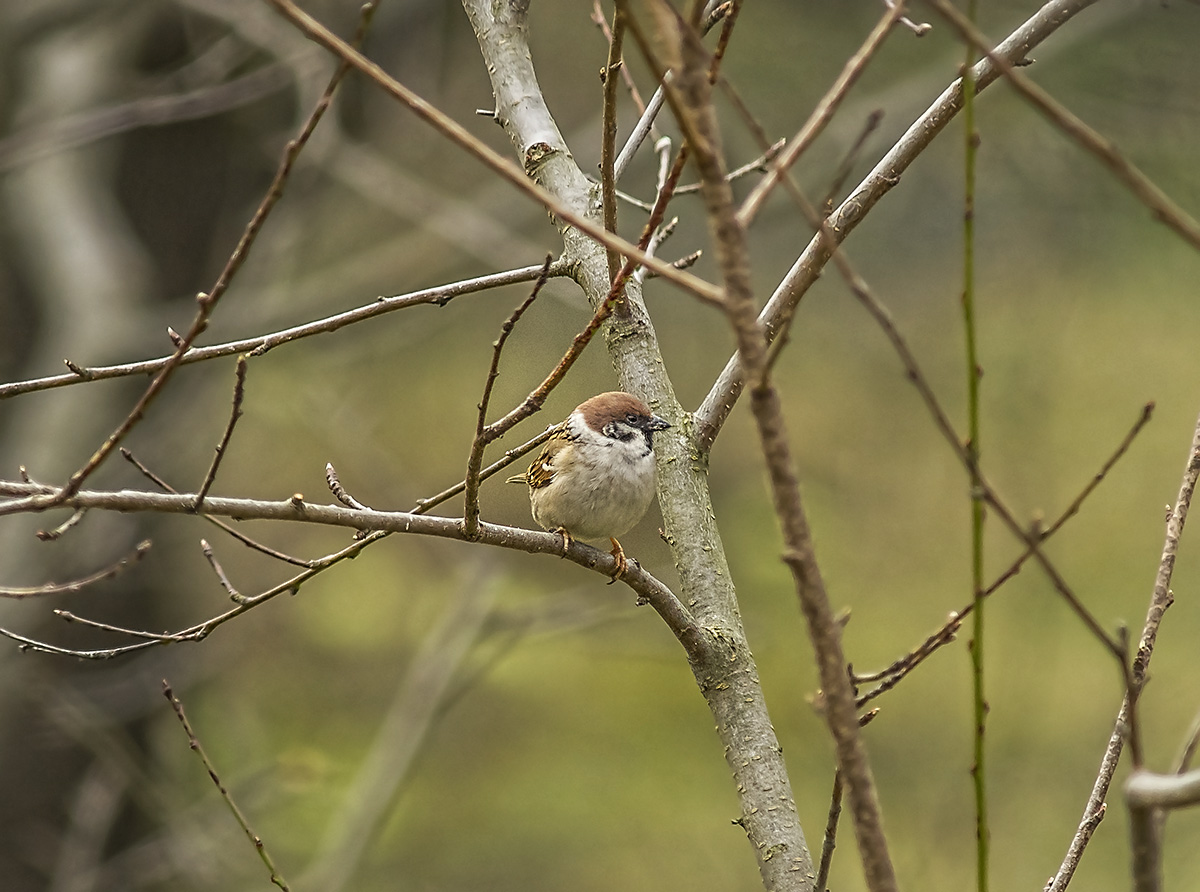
625;413;639;424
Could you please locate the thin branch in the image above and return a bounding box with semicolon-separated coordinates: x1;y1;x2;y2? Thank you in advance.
414;426;556;513
462;262;550;537
36;507;88;541
200;539;243;602
195;355;249;512
856;401;1154;702
814;710;879;891
264;0;724;305
1047;411;1200;891
0;482;703;662
593;0;651;116
985;401;1156;589
815;770;844;892
694;0;1105;453
53;3;376;504
628;6;894;889
853;612;962;707
736;2;908;227
614;78;670;183
476;144;697;453
326;462;373;512
162;680;291;891
122;447;315;568
0;540;151;599
1;262;571;401
800;214;1127;667
819;110;884;216
672;138;786;195
722;62;1141;871
611;0;727;181
600;10;627;287
1172;706;1200;775
882;0;931;36
926;0;1200;253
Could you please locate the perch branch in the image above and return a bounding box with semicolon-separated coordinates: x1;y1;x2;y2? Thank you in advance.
0;481;702;662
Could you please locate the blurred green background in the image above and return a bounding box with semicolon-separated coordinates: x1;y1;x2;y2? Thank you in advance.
1;0;1199;890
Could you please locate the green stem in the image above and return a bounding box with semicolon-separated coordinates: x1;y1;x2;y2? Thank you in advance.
961;8;988;891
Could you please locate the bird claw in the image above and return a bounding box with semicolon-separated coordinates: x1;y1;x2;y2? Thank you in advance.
606;537;628;584
554;527;573;557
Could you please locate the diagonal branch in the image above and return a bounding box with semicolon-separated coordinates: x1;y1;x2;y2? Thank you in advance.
52;3;377;504
636;6;897;890
1047;410;1200;890
927;0;1200;253
263;0;724;306
462;263;550;537
693;0;1104;453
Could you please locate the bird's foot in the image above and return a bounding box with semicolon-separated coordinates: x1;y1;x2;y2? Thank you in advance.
553;527;573;557
606;537;629;584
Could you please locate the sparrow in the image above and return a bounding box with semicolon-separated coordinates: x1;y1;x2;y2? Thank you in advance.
508;391;670;579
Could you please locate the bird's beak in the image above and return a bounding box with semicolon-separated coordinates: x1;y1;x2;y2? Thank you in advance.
647;415;671;432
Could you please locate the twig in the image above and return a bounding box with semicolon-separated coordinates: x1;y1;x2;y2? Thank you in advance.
600;10;627;288
1172;706;1200;775
636;215;678;282
52;3;375;504
815;769;844;892
694;0;1105;453
36;507;87;541
856;401;1154;703
815;709;879;891
737;1;907;227
265;0;724;305
0;540;151;598
1;262;571;401
326;462;372;511
853;612;962;707
672;138;786;195
882;0;931;36
476;143;697;452
820;110;884;215
195;355;249;512
122;447;314;568
627;7;895;889
0;482;702;662
200;539;243;602
984;401;1155;590
611;0;728;181
462;262;550;537
414;426;556;513
926;0;1200;253
592;0;651;115
162;680;291;891
1046;411;1200;891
